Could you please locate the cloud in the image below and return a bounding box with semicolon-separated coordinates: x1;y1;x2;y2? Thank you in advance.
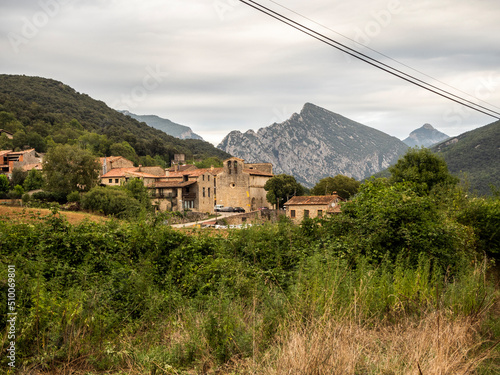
0;0;498;145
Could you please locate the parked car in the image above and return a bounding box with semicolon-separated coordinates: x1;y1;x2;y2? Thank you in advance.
214;204;224;212
219;206;234;212
233;207;245;213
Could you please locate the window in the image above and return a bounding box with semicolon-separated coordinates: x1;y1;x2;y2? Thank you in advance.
233;161;238;174
108;179;112;183
115;179;119;184
203;187;206;197
304;210;310;219
228;161;232;174
202;175;205;181
208;188;210;197
318;210;323;217
208;175;210;181
291;210;296;218
183;175;188;182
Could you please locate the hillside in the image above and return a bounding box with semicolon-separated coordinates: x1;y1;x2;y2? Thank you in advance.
0;74;229;162
403;123;449;147
120;111;204;140
432;120;500;195
218;103;408;187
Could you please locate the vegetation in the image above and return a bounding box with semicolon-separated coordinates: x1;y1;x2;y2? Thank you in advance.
43;144;101;195
0;74;231;164
81;178;152;219
1;155;499;373
311;174;360;199
264;174;305;207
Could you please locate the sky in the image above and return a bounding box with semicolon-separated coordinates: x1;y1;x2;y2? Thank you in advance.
1;0;499;145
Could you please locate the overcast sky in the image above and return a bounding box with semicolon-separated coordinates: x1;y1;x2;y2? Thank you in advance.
1;0;499;145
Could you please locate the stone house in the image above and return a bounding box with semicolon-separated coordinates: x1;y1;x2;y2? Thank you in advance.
284;194;344;222
100;166;164;187
152;157;273;213
0;149;40;178
100;156;135;176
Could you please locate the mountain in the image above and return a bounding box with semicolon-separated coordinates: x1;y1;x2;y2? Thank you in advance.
432;120;500;195
403;124;449;147
120;111;203;141
0;74;229;161
217;103;409;187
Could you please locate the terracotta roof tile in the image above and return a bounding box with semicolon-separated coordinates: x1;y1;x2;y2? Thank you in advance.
284;195;342;206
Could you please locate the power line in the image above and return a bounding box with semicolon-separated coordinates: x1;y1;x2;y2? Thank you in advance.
267;0;500;112
237;0;500;120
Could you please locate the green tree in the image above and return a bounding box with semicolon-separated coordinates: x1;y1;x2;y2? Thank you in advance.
43;144;100;195
81;186;142;218
123;178;152;211
195;157;223;169
264;174;305;208
0;174;9;194
311;175;360;200
10;167;27;188
109;141;138;163
23;168;45;191
389;147;458;194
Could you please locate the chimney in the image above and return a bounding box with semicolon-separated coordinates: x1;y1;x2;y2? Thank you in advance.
174;164;179;172
210;165;214;171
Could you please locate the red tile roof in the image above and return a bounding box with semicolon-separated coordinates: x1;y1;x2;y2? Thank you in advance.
101;167;162;179
154;181;196;188
284;195;342;206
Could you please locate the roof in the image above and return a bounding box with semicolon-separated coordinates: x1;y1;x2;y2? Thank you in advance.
167;167;223;178
166;164;197;172
154;180;196;188
284;195;342;206
0;150;12;157
101;167;162;179
7;148;35;155
243;168;274;177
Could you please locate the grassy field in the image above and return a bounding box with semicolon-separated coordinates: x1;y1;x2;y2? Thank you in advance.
0;204;109;225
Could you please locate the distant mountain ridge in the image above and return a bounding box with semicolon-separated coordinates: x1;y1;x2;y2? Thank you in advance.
218;103;409;187
403;124;449;147
120;111;203;141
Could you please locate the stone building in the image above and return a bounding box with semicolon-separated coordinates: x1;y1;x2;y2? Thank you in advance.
151;157;273;213
100;166;164;187
284;194;344;223
0;149;40;178
100;156;135;176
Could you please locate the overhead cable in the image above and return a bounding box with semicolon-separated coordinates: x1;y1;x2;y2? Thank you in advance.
237;0;500;120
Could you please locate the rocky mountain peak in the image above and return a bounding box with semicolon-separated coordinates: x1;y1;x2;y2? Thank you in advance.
218;103;408;187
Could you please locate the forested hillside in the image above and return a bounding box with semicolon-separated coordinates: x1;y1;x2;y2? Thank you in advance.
432;120;500;195
0;74;230;164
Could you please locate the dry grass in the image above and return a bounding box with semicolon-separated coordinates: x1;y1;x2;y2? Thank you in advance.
254;311;494;375
0;204;109;225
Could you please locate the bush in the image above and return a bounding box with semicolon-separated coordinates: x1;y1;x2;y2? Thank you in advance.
81;186;142;218
67;191;81;203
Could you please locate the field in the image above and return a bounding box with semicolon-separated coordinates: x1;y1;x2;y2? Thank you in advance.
0;204;109;225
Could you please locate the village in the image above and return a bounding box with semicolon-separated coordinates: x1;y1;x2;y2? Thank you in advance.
0;146;344;225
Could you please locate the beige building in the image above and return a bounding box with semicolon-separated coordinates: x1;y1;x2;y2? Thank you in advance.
152;157;273;213
100;166;164;187
284;195;344;222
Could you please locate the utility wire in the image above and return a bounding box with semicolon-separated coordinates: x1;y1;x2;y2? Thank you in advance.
237;0;500;120
268;0;500;111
